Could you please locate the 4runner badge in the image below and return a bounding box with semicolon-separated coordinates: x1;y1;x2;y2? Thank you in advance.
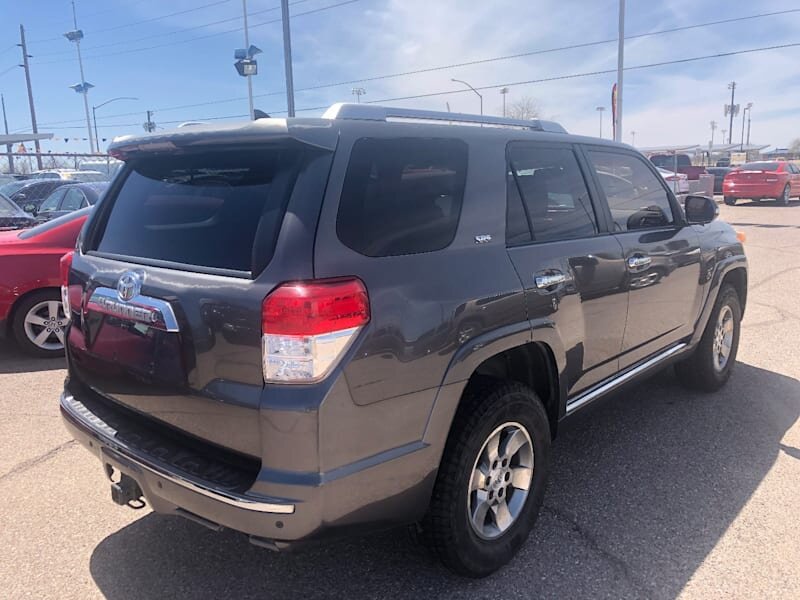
117;271;144;302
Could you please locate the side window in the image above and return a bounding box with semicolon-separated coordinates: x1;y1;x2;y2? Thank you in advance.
61;188;85;211
588;151;675;232
506;144;597;244
337;138;467;257
38;189;65;212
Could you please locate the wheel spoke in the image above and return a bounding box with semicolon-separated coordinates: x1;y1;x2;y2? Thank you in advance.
47;301;59;320
54;329;65;345
470;465;488;491
492;499;513;531
484;430;500;464
502;428;528;459
471;492;491;529
720;340;731;358
510;466;532;491
25;314;48;326
33;328;51;346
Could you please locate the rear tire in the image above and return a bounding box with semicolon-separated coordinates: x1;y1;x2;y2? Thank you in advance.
11;289;67;358
422;378;550;577
675;285;741;392
723;196;736;206
779;185;791;206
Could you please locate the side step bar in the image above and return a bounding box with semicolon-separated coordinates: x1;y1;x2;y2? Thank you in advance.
566;343;687;415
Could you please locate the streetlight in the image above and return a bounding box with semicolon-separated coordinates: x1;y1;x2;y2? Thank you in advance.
92;97;138;152
235;0;262;120
746;104;754;146
500;87;509;117
630;130;636;146
596;106;605;138
740;102;753;151
451;78;483;115
64;0;95;154
351;87;366;103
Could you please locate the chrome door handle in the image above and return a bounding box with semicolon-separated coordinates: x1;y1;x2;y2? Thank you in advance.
627;255;652;270
535;273;567;289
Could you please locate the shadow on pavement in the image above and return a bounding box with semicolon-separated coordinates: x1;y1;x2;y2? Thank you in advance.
0;339;65;374
89;362;799;599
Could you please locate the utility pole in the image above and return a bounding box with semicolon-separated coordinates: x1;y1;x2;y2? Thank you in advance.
746;106;753;146
721;129;727;147
18;25;43;170
727;81;736;144
65;0;95;153
351;87;365;103
740;102;752;151
280;0;296;117
144;110;156;132
1;94;14;174
241;0;254;120
630;130;636;146
500;87;509;117
614;0;625;142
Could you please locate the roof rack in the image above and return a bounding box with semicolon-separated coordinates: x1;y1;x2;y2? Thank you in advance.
321;103;567;134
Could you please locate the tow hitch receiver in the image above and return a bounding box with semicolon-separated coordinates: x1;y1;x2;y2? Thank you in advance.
106;464;145;508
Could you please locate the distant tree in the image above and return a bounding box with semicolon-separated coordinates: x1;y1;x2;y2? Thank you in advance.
790;138;800;154
506;96;541;120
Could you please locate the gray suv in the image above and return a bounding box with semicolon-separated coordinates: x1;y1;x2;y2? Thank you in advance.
60;104;747;577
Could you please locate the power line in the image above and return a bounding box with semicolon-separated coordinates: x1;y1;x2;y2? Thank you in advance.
31;0;312;55
33;0;363;64
29;0;234;44
0;64;19;79
32;7;800;127
35;41;800;134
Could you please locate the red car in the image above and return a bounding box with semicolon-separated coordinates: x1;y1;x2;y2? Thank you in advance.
723;160;800;206
0;207;89;357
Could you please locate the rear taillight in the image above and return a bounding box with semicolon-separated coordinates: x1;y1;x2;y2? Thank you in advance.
261;278;370;383
60;251;74;320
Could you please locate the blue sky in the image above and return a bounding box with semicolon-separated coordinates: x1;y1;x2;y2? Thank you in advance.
1;0;798;154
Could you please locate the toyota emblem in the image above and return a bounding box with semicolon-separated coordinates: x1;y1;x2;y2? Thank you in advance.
117;270;144;302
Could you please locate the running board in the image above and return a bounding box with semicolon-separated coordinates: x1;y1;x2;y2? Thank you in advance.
566;343;687;415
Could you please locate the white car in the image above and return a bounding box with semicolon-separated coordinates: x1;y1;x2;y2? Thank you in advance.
656;167;689;194
29;169;107;183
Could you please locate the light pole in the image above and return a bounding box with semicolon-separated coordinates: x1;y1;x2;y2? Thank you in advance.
615;0;625;142
351;87;366;103
630;130;636;146
596;106;605;138
64;0;95;153
451;78;483;115
92;97;138;152
726;81;737;144
500;87;509;117
746;104;753;146
710;120;717;147
740;102;752;151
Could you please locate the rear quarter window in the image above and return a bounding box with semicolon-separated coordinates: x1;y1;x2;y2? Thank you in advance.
336;137;468;257
93;149;304;273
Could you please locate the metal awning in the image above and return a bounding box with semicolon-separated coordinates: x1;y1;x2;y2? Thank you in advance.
0;133;54;145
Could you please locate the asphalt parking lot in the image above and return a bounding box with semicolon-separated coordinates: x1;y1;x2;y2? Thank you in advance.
2;199;799;600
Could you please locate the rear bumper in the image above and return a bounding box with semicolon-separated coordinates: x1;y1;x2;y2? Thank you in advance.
723;182;784;198
60;383;437;546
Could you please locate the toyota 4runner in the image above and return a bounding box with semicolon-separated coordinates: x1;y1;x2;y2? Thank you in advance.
59;104;747;577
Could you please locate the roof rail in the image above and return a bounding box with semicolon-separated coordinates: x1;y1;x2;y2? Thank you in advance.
321;103;567;134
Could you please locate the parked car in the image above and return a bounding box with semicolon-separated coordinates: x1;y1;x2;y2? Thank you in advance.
0;207;90;357
656;167;690;194
1;179;71;214
30;169;108;182
0;193;36;230
59;104;747;577
706;166;732;195
722;161;800;205
35;182;109;222
649;153;707;180
716;158;731;167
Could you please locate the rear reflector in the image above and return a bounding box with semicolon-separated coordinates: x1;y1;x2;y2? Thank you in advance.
262;278;370;383
60;251;74;320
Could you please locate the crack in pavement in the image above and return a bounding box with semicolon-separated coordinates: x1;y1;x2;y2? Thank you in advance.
0;440;77;483
749;266;800;292
542;504;649;594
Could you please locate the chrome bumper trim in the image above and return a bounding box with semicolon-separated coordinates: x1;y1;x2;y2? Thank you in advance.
60;392;295;515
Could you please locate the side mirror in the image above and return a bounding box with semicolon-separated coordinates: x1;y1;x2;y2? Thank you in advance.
23;204;36;214
684;195;718;225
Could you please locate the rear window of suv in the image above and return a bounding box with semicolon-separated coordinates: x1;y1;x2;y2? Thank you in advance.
94;149;302;274
337;137;468;257
740;162;780;171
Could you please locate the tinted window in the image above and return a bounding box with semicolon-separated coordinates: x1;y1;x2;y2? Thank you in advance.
337;138;467;257
38;189;65;212
0;194;23;217
741;162;780;171
650;154;691;169
506;144;596;243
19;207;91;239
589;151;674;232
61;188;86;211
95;149;304;273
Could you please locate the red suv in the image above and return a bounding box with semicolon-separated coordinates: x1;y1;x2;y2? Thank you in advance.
723;161;800;206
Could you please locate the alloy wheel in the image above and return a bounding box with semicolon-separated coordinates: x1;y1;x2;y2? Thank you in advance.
23;300;67;351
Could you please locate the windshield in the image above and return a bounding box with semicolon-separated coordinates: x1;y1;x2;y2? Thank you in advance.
0;193;25;217
0;181;28;197
741;162;781;171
